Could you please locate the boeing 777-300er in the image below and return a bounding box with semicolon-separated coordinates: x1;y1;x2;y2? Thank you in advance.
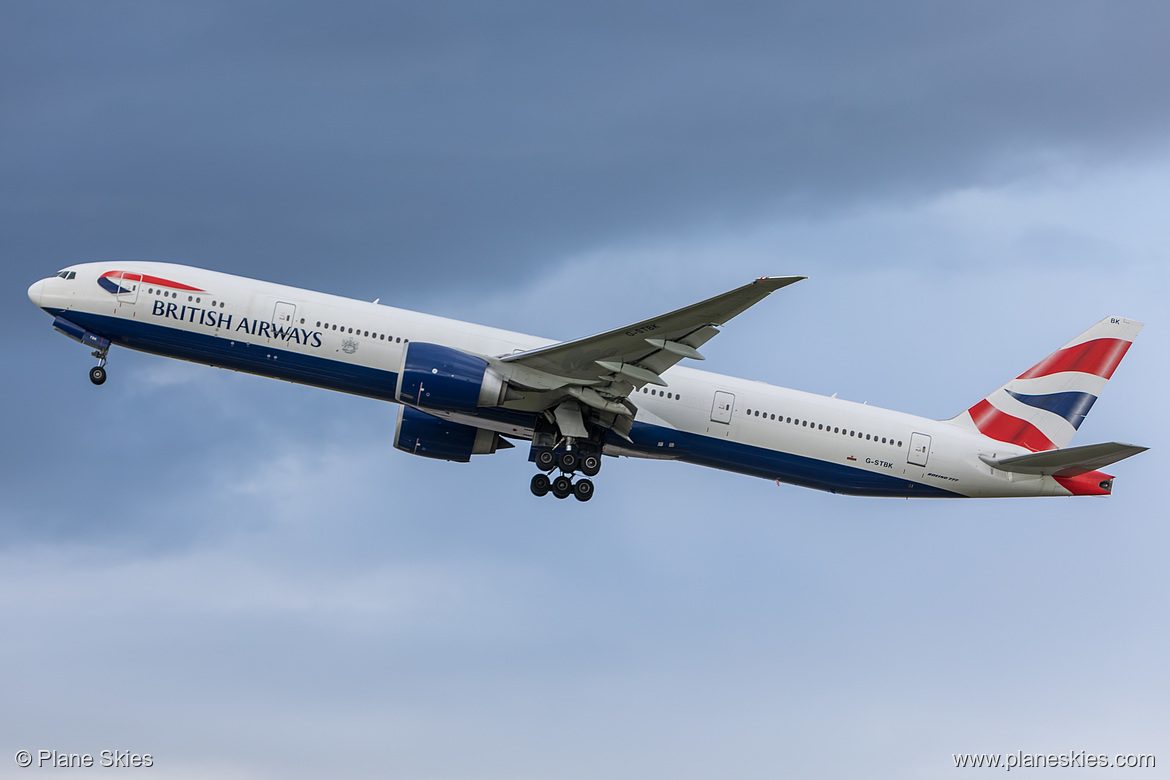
29;262;1147;501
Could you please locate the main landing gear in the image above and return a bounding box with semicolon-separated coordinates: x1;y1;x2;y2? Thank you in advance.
528;421;603;502
530;472;595;502
89;346;109;386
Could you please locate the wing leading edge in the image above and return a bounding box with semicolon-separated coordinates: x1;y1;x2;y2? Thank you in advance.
486;276;804;441
501;276;805;385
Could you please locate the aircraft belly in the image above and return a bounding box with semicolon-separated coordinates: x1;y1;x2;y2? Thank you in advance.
45;308;402;402
624;421;961;497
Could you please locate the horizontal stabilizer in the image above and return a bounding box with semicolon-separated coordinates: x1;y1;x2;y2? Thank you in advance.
980;442;1148;476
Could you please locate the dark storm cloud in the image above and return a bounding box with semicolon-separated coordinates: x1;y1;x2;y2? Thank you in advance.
4;1;1170;297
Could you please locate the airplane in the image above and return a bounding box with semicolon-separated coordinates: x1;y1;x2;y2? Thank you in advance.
28;261;1147;501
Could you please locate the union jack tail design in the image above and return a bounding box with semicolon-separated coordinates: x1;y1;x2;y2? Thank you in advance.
948;317;1143;451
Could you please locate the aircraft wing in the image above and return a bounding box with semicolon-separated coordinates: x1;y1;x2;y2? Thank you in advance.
501;276;805;386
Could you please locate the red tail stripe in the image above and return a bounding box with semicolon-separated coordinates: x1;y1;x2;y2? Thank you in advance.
1017;338;1131;381
968;399;1056;452
1054;471;1112;496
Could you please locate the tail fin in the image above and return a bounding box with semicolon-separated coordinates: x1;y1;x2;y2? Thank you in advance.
948;317;1143;451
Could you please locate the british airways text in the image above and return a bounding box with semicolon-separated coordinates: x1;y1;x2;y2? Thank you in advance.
151;300;324;347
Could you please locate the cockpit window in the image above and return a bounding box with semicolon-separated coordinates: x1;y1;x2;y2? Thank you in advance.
53;271;76;280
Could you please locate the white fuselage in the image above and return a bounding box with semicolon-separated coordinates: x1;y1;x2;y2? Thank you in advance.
29;261;1085;497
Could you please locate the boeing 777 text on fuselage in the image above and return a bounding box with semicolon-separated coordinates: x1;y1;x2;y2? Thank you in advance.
29;263;1146;501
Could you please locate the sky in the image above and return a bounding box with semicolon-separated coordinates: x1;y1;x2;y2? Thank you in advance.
2;2;1168;778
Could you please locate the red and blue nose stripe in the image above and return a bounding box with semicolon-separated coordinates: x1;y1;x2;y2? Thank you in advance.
97;275;132;294
98;270;204;295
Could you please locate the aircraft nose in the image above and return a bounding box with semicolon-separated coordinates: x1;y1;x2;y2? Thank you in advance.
28;279;45;307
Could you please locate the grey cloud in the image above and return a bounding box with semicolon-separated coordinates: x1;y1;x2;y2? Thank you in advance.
4;2;1170;297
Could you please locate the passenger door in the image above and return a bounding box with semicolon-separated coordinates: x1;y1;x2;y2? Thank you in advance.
116;272;141;307
272;301;297;328
710;391;735;424
908;432;932;467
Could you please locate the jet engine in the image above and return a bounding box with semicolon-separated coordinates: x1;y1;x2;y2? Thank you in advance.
393;405;511;462
395;342;511;411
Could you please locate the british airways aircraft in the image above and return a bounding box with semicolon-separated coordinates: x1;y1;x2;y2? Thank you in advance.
28;262;1146;501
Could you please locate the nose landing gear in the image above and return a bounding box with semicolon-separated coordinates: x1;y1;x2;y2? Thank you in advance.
89;347;109;386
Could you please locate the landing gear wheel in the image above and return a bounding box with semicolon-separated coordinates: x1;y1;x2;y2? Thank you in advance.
558;451;578;473
89;366;107;385
552;475;573;499
530;473;551;497
573;478;594;502
580;454;601;477
535;449;557;471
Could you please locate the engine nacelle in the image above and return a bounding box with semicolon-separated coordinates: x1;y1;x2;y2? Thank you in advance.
393;406;509;462
395;342;508;411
